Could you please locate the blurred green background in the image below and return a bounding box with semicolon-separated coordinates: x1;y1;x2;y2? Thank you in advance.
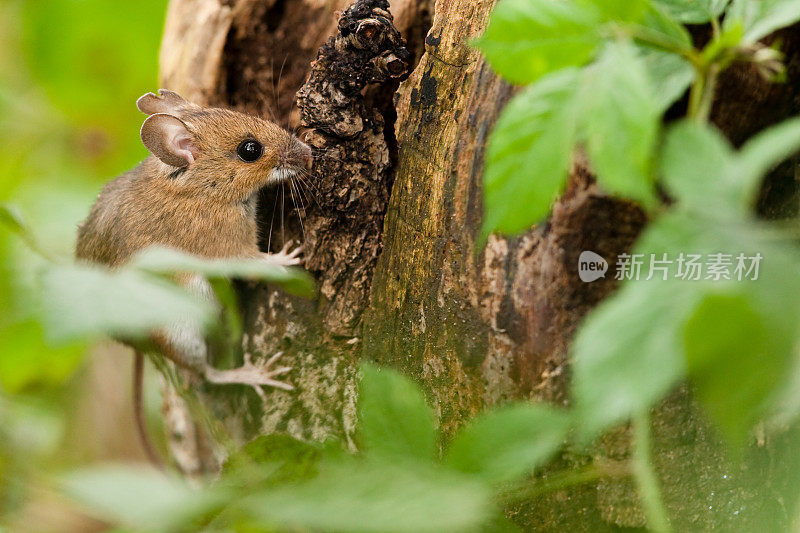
0;0;169;528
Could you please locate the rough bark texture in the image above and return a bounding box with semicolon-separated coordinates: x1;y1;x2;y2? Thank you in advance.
157;0;800;529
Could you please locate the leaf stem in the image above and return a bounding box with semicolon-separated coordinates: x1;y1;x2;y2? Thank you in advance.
687;63;719;122
632;410;671;533
620;24;700;67
499;459;630;504
0;204;60;263
710;16;721;40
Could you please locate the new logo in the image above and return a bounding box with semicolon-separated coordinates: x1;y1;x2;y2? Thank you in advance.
578;251;608;282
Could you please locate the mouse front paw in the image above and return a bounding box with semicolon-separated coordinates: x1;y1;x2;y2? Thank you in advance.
203;351;293;401
263;240;304;267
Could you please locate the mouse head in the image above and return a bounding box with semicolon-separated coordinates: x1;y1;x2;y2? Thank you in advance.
137;90;312;201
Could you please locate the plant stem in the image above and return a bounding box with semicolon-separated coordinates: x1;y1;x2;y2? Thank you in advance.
0;205;60;263
687;63;719;122
499;459;630;504
710;16;721;40
622;24;699;65
632;410;671;533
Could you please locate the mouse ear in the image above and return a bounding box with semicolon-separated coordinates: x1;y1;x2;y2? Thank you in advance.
137;89;190;116
140;113;199;168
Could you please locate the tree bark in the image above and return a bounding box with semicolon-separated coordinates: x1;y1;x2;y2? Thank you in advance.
157;0;800;529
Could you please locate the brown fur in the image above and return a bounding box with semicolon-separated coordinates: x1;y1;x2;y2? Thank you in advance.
76;99;310;266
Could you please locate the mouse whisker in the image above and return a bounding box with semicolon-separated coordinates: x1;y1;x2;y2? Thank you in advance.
295;174;322;209
277;55;288;102
268;186;280;252
268;58;279;125
295;178;311;217
296;177;316;209
288;179;307;244
297;175;320;204
281;183;286;245
290;176;309;213
269;54;290;128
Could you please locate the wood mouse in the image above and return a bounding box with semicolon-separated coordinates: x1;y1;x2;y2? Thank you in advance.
75;89;312;465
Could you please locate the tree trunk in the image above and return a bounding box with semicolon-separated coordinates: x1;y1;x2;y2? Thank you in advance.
157;0;800;529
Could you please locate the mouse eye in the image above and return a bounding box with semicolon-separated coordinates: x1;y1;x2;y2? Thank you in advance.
237;139;263;163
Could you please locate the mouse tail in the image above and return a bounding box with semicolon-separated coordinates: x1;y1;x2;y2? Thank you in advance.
133;351;165;469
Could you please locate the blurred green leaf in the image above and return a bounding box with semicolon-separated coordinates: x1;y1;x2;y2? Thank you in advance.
685;293;788;448
62;465;227;531
573;279;698;438
639;2;695;50
725;0;800;42
737;117;800;198
223;434;323;487
359;364;437;463
474;0;602;84
0;320;84;393
660;120;738;213
0;395;65;458
591;0;653;23
243;459;492;533
131;246;316;297
655;0;730;23
574;203;800;440
583;42;660;207
481;69;581;237
640;49;695;111
445;403;570;483
21;0;164;122
39;263;213;343
0;203;25;235
662;118;800;215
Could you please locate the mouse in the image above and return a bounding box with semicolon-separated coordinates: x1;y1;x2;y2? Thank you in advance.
75;89;313;466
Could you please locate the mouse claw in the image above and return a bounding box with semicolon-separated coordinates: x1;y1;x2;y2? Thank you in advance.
203;351;294;394
280;240;294;254
264;241;304;267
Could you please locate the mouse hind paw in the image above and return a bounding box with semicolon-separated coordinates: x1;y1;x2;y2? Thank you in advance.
203;351;293;400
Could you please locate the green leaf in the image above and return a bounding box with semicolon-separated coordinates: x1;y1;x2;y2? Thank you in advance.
725;0;800;42
655;0;730;23
445;403;570;483
475;0;602;84
640;49;695;112
0;203;26;235
737;117;800;200
359;364;437;463
0;319;85;393
726;231;800;431
573;206;800;440
61;465;227;531
662;118;800;215
39;263;213;343
573;279;699;438
640;2;696;50
481;69;581;237
660;120;739;213
685;293;788;448
583;42;660;207
243;459;492;533
223;434;323;487
590;0;652;22
131;246;315;297
572;212;728;438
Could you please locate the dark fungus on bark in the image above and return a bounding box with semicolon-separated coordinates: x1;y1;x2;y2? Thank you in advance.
283;0;411;337
251;0;410;346
297;0;411;138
